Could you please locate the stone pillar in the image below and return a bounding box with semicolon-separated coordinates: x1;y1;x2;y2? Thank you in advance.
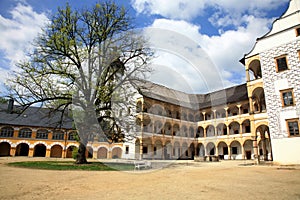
241;145;245;160
93;151;97;159
203;127;207;138
46;149;51;157
246;69;250;82
237;105;241;115
10;147;16;156
225;107;229;118
228;146;231;160
139;141;143;160
253;139;259;164
202;112;206;121
28;148;34;157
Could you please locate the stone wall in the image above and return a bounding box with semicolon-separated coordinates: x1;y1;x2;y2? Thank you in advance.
260;39;300;139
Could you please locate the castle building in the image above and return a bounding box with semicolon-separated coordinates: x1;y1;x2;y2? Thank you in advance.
241;0;300;164
0;0;299;164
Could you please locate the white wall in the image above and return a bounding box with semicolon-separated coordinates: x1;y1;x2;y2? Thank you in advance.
272;137;300;164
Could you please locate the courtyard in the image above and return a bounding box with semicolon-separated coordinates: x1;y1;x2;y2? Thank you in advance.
0;157;300;200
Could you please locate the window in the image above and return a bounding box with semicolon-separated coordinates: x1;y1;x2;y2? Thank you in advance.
68;131;77;141
0;127;14;137
232;147;238;154
36;129;49;139
52;130;65;140
296;27;300;37
275;55;288;72
18;128;32;138
125;146;129;154
280;89;295;107
287;119;299;137
143;146;148;154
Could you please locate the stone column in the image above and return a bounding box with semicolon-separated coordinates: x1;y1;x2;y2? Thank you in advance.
228;146;231;160
241;145;245;160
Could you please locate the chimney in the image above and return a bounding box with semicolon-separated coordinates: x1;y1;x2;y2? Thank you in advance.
7;98;14;113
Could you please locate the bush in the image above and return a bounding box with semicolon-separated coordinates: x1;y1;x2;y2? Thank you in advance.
72;147;78;160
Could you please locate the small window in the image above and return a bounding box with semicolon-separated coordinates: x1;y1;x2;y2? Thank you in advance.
296;27;300;37
52;130;65;140
286;119;299;137
36;129;49;139
18;128;32;138
125;146;129;154
232;147;238;154
280;89;295;107
68;131;77;141
0;126;14;137
275;55;288;72
143;146;148;154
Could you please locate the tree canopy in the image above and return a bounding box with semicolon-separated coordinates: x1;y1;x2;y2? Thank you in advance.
8;1;152;163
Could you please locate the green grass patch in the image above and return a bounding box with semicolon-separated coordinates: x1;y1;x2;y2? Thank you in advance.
7;161;134;171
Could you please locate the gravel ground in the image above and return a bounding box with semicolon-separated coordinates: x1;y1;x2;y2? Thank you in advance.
1;157;300;200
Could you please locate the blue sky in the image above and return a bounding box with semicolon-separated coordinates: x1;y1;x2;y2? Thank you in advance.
0;0;290;95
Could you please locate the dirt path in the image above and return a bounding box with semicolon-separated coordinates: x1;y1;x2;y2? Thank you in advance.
1;157;300;200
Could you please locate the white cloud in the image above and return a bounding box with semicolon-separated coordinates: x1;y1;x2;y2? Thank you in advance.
144;15;275;93
132;0;289;27
131;0;207;20
0;3;48;89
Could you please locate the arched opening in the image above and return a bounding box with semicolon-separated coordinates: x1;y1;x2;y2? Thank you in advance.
242;119;251;133
164;122;172;136
164;141;172;159
86;147;93;158
97;147;108;159
206;142;216;156
173;124;180;136
216;123;227;136
154;121;163;134
243;140;253;160
229;122;240;135
181;126;188;137
196;143;205;157
173;142;180;159
33;144;46;157
206;125;215;137
66;145;77;158
188;113;194;122
217;142;228;160
15;143;29;156
257;125;272;161
112;147;122;159
181;142;188;159
135;138;140;159
0;142;11;156
230;141;242;159
216;108;226;119
252;87;266;113
154;140;163;159
248;59;262;81
205;110;214;120
228;106;239;116
189;127;195;138
50;145;62;158
197;126;204;138
189;143;195;159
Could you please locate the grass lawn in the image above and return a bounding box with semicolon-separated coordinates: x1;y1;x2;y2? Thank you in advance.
7;161;135;171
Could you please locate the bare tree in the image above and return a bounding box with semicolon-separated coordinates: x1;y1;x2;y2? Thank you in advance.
8;2;152;164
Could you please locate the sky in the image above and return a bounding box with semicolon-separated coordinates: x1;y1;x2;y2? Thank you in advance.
0;0;291;95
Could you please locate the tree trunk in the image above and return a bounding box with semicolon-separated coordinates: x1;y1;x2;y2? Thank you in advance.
76;141;88;164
